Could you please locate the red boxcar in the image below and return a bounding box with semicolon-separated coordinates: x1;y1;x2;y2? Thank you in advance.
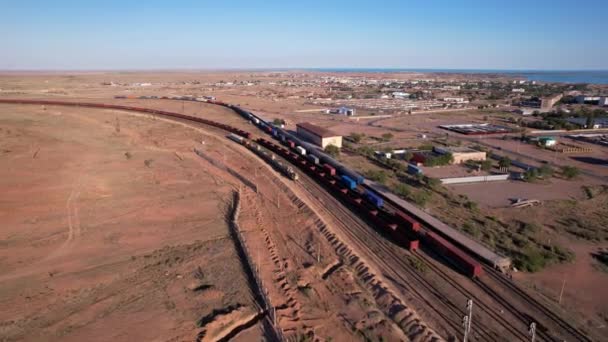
394;211;421;232
323;164;336;176
408;240;419;251
424;232;483;277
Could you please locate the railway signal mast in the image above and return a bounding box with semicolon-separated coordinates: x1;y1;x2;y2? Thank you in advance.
462;299;473;342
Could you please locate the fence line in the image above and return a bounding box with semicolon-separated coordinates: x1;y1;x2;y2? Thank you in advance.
228;190;285;341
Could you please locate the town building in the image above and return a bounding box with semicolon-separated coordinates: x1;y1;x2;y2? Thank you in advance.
512;88;526;93
599;97;608;106
296;122;343;149
392;91;411;99
443;97;468;103
433;146;487;164
326;106;355;116
575;95;602;104
565;117;608;129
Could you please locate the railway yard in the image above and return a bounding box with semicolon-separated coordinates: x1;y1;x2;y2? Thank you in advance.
1;72;607;341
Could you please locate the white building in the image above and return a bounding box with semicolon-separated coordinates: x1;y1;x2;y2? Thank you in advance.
296;122;343;149
443;97;468;103
443;85;461;90
600;97;608;106
392;91;411;98
512;88;526;93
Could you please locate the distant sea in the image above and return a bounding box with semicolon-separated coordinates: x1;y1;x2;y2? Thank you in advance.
305;68;608;85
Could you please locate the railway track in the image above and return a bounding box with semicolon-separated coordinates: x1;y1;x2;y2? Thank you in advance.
480;269;593;342
295;172;515;341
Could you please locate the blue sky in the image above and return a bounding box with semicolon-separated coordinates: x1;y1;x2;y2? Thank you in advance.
1;0;607;70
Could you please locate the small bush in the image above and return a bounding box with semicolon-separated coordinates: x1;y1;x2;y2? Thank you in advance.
394;183;410;197
561;165;580;180
381;132;394;141
365;169;388;184
349;132;365;143
463;222;481;238
324;144;340;157
464;201;478;211
411;190;431;207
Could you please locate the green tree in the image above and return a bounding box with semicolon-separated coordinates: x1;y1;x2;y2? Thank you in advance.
498;156;512;169
272;118;283;126
324;144;340;157
561;165;580;180
480;160;493;171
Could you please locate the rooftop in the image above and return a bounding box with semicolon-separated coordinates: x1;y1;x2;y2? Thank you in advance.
435;146;483;153
296;122;340;138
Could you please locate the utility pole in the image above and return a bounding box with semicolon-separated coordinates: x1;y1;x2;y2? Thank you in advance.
462;299;473;342
529;322;537;342
462;315;469;342
466;299;473;335
558;278;566;304
317;242;321;263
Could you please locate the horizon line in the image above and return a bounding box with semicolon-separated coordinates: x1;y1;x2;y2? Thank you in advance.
1;67;608;73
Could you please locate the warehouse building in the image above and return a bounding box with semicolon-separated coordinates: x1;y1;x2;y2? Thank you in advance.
296;122;343;149
433;146;487;164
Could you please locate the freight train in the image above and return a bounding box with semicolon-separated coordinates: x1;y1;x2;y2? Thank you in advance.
227;133;298;181
1;97;496;278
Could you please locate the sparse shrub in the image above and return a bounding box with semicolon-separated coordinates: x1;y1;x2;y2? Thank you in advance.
408;257;429;273
519;222;541;236
464;201;478;211
394;183;410;197
365;169;388;184
144;159;153;167
561;165;580;180
463;222;481;238
124;152;132;160
411;190;431;207
424;176;442;189
349;132;365;143
381;132;393;141
324;144;340;157
538;164;554;178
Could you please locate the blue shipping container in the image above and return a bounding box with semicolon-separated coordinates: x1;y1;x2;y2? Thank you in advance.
340;175;357;190
365;190;384;208
407;163;423;175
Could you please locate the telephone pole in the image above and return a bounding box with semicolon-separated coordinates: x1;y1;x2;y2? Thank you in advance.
462;299;473;342
529;322;537;342
462;316;469;342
